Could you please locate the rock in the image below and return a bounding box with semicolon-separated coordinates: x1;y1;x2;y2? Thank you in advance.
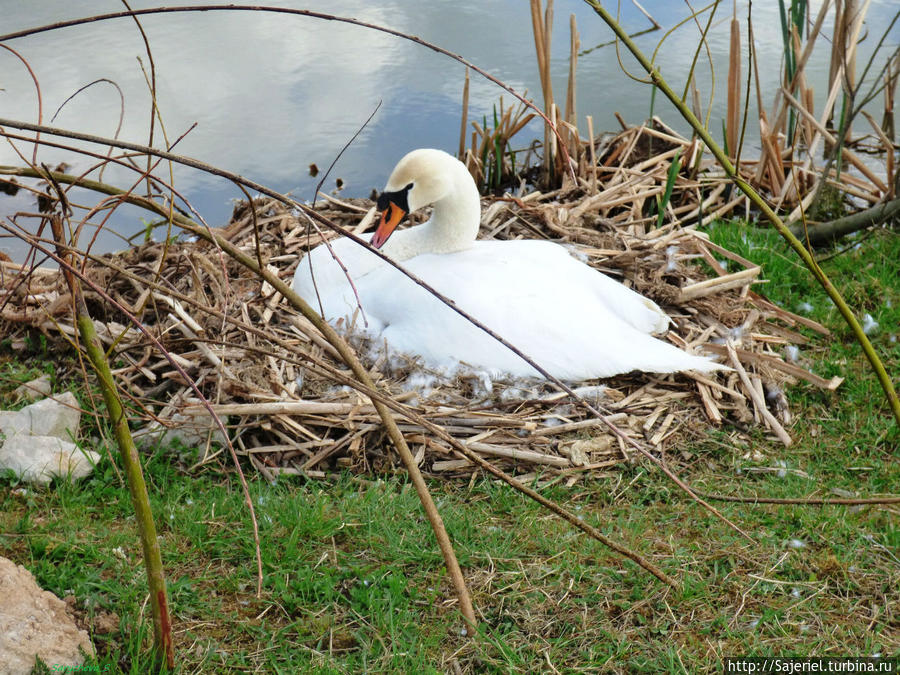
0;436;99;485
19;391;81;439
12;374;52;403
134;409;229;450
0;556;95;674
0;410;28;437
0;392;100;484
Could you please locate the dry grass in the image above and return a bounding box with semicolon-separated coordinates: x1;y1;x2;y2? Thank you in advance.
0;119;847;487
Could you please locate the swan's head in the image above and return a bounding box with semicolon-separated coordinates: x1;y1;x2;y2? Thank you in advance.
372;149;463;248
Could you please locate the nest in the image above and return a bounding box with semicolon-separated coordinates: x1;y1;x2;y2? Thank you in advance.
0;124;844;481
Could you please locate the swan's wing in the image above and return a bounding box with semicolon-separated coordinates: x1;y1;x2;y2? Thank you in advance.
506;240;672;334
292;234;388;328
355;242;725;379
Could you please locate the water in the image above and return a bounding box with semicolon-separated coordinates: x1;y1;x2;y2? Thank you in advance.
1;1;897;260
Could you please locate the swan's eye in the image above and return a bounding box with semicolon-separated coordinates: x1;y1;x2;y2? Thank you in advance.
376;183;413;214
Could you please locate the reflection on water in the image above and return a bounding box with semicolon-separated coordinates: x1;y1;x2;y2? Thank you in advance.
1;0;897;260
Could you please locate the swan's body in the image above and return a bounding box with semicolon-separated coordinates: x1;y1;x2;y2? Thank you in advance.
292;149;726;380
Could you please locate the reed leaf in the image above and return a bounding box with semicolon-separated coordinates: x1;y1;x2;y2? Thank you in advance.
656;149;682;228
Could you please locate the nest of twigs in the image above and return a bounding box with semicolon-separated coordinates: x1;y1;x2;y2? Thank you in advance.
0;122;844;481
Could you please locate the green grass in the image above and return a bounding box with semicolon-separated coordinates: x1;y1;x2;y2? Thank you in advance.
706;220;899;451
1;225;898;673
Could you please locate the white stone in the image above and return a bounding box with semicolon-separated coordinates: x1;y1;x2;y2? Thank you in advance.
0;556;95;674
0;392;98;484
0;392;81;440
0;436;99;485
134;409;229;450
21;392;81;439
12;374;52;402
0;410;29;437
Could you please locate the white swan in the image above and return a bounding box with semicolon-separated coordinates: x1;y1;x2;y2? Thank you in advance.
292;148;727;381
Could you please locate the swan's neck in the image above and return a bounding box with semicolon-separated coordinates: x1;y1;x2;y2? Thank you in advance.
383;167;481;261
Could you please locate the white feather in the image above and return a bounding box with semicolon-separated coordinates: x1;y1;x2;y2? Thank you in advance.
293;149;728;381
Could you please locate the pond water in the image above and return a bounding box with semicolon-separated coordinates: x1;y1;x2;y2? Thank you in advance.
1;1;898;260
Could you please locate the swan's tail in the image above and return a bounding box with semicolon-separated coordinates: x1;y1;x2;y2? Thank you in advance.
572;332;731;380
627;336;731;376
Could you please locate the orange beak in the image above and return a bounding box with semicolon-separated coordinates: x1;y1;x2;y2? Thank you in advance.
371;201;406;249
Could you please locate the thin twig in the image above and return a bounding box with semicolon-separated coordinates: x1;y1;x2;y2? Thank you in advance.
697;492;900;506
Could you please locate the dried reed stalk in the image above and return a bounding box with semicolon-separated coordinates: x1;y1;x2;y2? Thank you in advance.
862;110;895;200
781;87;888;193
726;12;741;159
828;0;846;132
458;67;469;160
883;53;899;141
565;13;580;162
531;0;555;176
586;115;597;192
